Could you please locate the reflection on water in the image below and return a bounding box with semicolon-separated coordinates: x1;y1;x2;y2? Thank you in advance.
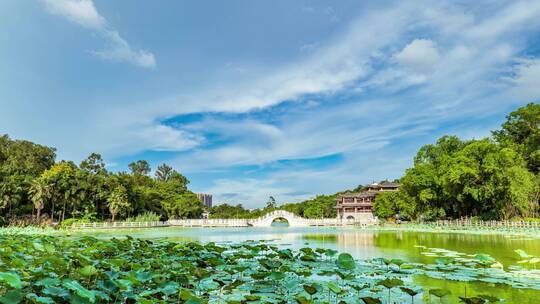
270;220;289;227
78;227;540;303
79;227;540;266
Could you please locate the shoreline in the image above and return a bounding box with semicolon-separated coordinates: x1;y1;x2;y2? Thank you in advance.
2;223;540;238
372;224;540;238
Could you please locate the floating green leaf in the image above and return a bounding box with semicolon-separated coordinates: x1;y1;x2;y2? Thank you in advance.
459;296;486;304
0;272;22;289
63;280;95;303
429;288;451;298
336;253;356;271
360;296;382;304
377;278;403;289
0;290;23;304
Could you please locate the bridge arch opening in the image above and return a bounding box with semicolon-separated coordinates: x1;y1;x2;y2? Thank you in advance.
271;217;289;227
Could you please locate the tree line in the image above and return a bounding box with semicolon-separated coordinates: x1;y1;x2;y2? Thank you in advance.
207;194;339;219
0;138;204;225
373;103;540;221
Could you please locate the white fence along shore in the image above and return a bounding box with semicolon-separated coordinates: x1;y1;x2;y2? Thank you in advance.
72;221;170;229
433;219;540;230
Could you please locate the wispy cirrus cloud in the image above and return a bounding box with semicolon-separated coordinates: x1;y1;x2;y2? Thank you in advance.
507;58;540;100
42;0;155;68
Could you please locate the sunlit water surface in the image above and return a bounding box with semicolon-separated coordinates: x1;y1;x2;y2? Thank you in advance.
75;226;540;303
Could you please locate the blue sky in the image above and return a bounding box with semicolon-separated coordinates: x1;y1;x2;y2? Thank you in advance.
1;1;540;207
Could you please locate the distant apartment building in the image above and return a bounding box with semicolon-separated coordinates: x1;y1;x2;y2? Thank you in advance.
197;193;213;208
336;181;400;220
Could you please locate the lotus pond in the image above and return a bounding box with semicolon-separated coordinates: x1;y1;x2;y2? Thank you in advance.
1;228;540;303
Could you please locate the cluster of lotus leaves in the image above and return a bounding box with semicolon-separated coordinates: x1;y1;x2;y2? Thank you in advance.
0;236;538;303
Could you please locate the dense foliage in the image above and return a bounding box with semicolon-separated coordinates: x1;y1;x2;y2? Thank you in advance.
208;204;260;219
280;195;337;219
374;103;540;220
0;137;203;225
2;235;535;303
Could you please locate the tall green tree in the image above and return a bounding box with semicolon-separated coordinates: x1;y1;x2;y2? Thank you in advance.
28;179;50;222
209;204;252;219
80;153;107;175
128;160;151;176
168;171;189;191
38;161;80;222
155;164;173;182
266;196;277;209
161;192;204;219
79;153;110;220
443;140;534;219
373;190;416;220
108;185;129;221
493;102;540;173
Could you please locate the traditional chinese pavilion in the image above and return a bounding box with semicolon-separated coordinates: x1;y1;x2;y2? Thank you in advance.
336;182;400;220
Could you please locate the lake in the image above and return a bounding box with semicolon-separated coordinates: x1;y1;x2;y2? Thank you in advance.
76;226;540;303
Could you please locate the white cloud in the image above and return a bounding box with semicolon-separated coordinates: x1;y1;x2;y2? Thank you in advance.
92;30;156;69
467;1;540;40
137;125;203;152
394;39;440;74
42;0;155;68
42;0;104;29
507;58;540;101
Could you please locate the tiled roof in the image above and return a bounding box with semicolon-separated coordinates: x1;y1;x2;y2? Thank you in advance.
367;182;400;188
338;191;378;198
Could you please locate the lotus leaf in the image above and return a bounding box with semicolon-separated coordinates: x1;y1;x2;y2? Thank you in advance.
0;272;22;289
377;278;403;289
429;288;451;298
326;281;342;293
336;253;356;271
0;290;23;304
459;296;486;304
360;296;382;304
63;279;96;302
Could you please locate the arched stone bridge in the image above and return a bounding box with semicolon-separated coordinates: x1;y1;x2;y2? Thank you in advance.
168;210;376;227
249;210;310;227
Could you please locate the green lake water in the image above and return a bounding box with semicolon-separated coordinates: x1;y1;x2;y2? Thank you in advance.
75;227;540;303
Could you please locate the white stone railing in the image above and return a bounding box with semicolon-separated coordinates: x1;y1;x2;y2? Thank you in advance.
168;218;250;227
72;221;169;229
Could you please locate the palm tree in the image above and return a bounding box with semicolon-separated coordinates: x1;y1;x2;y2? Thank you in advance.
29;180;50;223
